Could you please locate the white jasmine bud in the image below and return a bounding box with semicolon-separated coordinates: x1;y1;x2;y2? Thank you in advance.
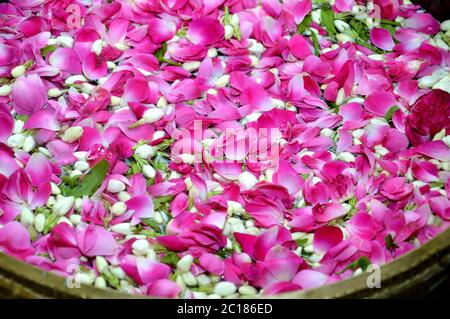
227;200;244;215
177;254;193;272
135;144;155;158
53;196;75;216
239;285;257;295
182;61;201;72
56;35;74;48
20;207;34;226
181;272;197;287
13;120;24;134
107;180;126;193
238;171;258;190
334;20;351;33
62;126;83;143
94;277;107;289
95;256;108;273
22;135;36;152
34;213;45;232
247;39;265;55
156;97;167;108
214;282;237;297
142;164;156;179
224;25;234;40
48;87;63;98
132;239;150;255
111;202;127;216
142;108;165;124
50;182;61;195
7;134;25;148
69;214;82;226
197;274;211;286
11;65;26;78
215;74;230;87
118;191;132;202
207;48;218;57
114;42;130;51
0;84;11;96
441;20;450;32
336;33;354;43
75;272;95;285
110;223;132;235
249;55;259;67
178;153;196;164
337;152;356;163
74;160;89;172
65;75;87;85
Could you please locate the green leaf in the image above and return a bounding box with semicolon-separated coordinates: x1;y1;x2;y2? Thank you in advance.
321;6;337;36
41;45;58;57
296;238;309;247
339;256;371;274
43;213;58;235
309;27;321;56
385;234;398;251
141;218;162;233
161;251;180;266
349;18;369;42
380;23;397;37
69;160;109;197
297;14;312;34
153;195;174;212
217;248;234;259
154;42;168;63
384;105;399;121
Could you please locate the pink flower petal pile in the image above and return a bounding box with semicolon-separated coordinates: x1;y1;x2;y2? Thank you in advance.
0;0;449;298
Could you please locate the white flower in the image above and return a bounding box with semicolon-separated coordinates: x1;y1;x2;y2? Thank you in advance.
142;164;156;179
177;254;194;272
